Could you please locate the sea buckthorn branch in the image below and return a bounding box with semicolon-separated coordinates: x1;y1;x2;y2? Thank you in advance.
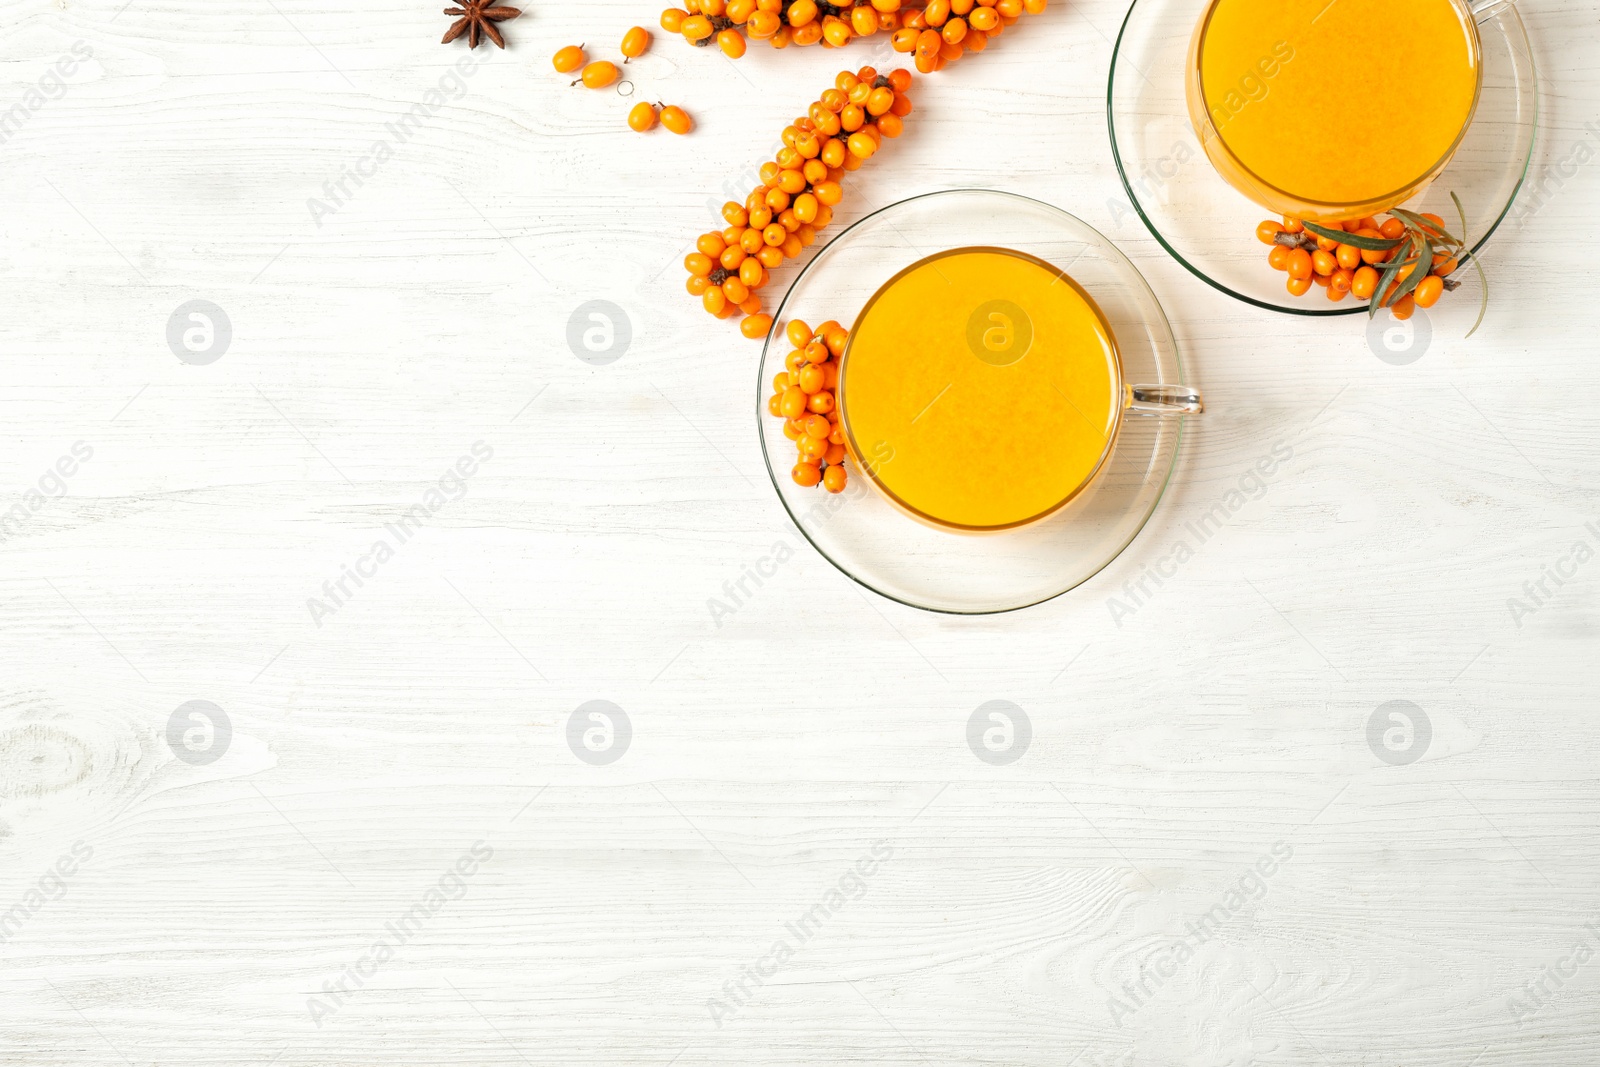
1256;191;1486;333
661;0;1048;71
683;66;914;340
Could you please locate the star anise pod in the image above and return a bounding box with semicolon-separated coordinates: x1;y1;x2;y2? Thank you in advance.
441;0;520;49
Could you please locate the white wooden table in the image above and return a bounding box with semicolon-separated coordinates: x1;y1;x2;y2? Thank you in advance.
3;0;1598;1063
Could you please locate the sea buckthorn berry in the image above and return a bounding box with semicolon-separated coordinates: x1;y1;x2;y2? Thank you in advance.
757;245;784;268
1326;282;1347;302
763;223;786;246
1380;217;1406;240
686;275;709;296
719;28;747;56
790;0;819;25
703;286;727;315
889;68;913;92
661;8;688;32
1256;220;1284;245
739;258;765;288
1282;216;1305;234
1351;265;1379;300
741;314;773;339
798;364;825;393
1331;267;1353;293
824;441;845;465
696;232;725;257
1414;274;1444;309
808;390;835;414
822;464;847;493
1315;233;1339;252
721;276;750;304
1312;250;1337;276
621;26;652;60
847;132;877;158
804;340;830;363
1286;275;1312;297
722;202;748;227
660;105;693;134
786;320;812;349
685;252;713;276
793;461;822;487
780;387;807;419
1336;243;1361;271
682;14;714;39
823;328;848;357
970;6;998;29
1267;245;1292;271
772;372;790;393
1286;248;1313;280
628;101;658;131
1391;293;1417;320
577;61;619;88
1355;229;1387;265
767;393;783;416
719;245;746;270
1419;213;1447;237
799;434;829;461
553;45;586;73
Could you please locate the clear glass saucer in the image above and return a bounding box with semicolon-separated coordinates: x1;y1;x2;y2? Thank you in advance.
758;189;1190;614
1108;0;1538;315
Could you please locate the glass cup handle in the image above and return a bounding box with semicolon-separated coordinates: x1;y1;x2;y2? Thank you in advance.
1469;0;1512;22
1125;383;1203;416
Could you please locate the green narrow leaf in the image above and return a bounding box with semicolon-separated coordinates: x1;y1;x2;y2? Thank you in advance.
1370;235;1416;318
1451;191;1490;339
1302;218;1401;251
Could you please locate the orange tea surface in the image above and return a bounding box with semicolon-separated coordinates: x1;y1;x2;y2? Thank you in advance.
1198;0;1479;206
839;248;1119;530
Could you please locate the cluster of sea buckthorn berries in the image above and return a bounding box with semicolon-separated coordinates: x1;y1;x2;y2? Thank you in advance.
554;29;697;133
1258;211;1463;321
769;319;851;491
660;0;1045;69
684;67;913;340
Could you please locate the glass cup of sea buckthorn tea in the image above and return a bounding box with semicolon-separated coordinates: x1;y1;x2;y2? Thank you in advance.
1185;0;1484;223
835;245;1202;533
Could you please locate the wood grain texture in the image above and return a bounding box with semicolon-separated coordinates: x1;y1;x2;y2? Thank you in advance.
2;0;1600;1063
